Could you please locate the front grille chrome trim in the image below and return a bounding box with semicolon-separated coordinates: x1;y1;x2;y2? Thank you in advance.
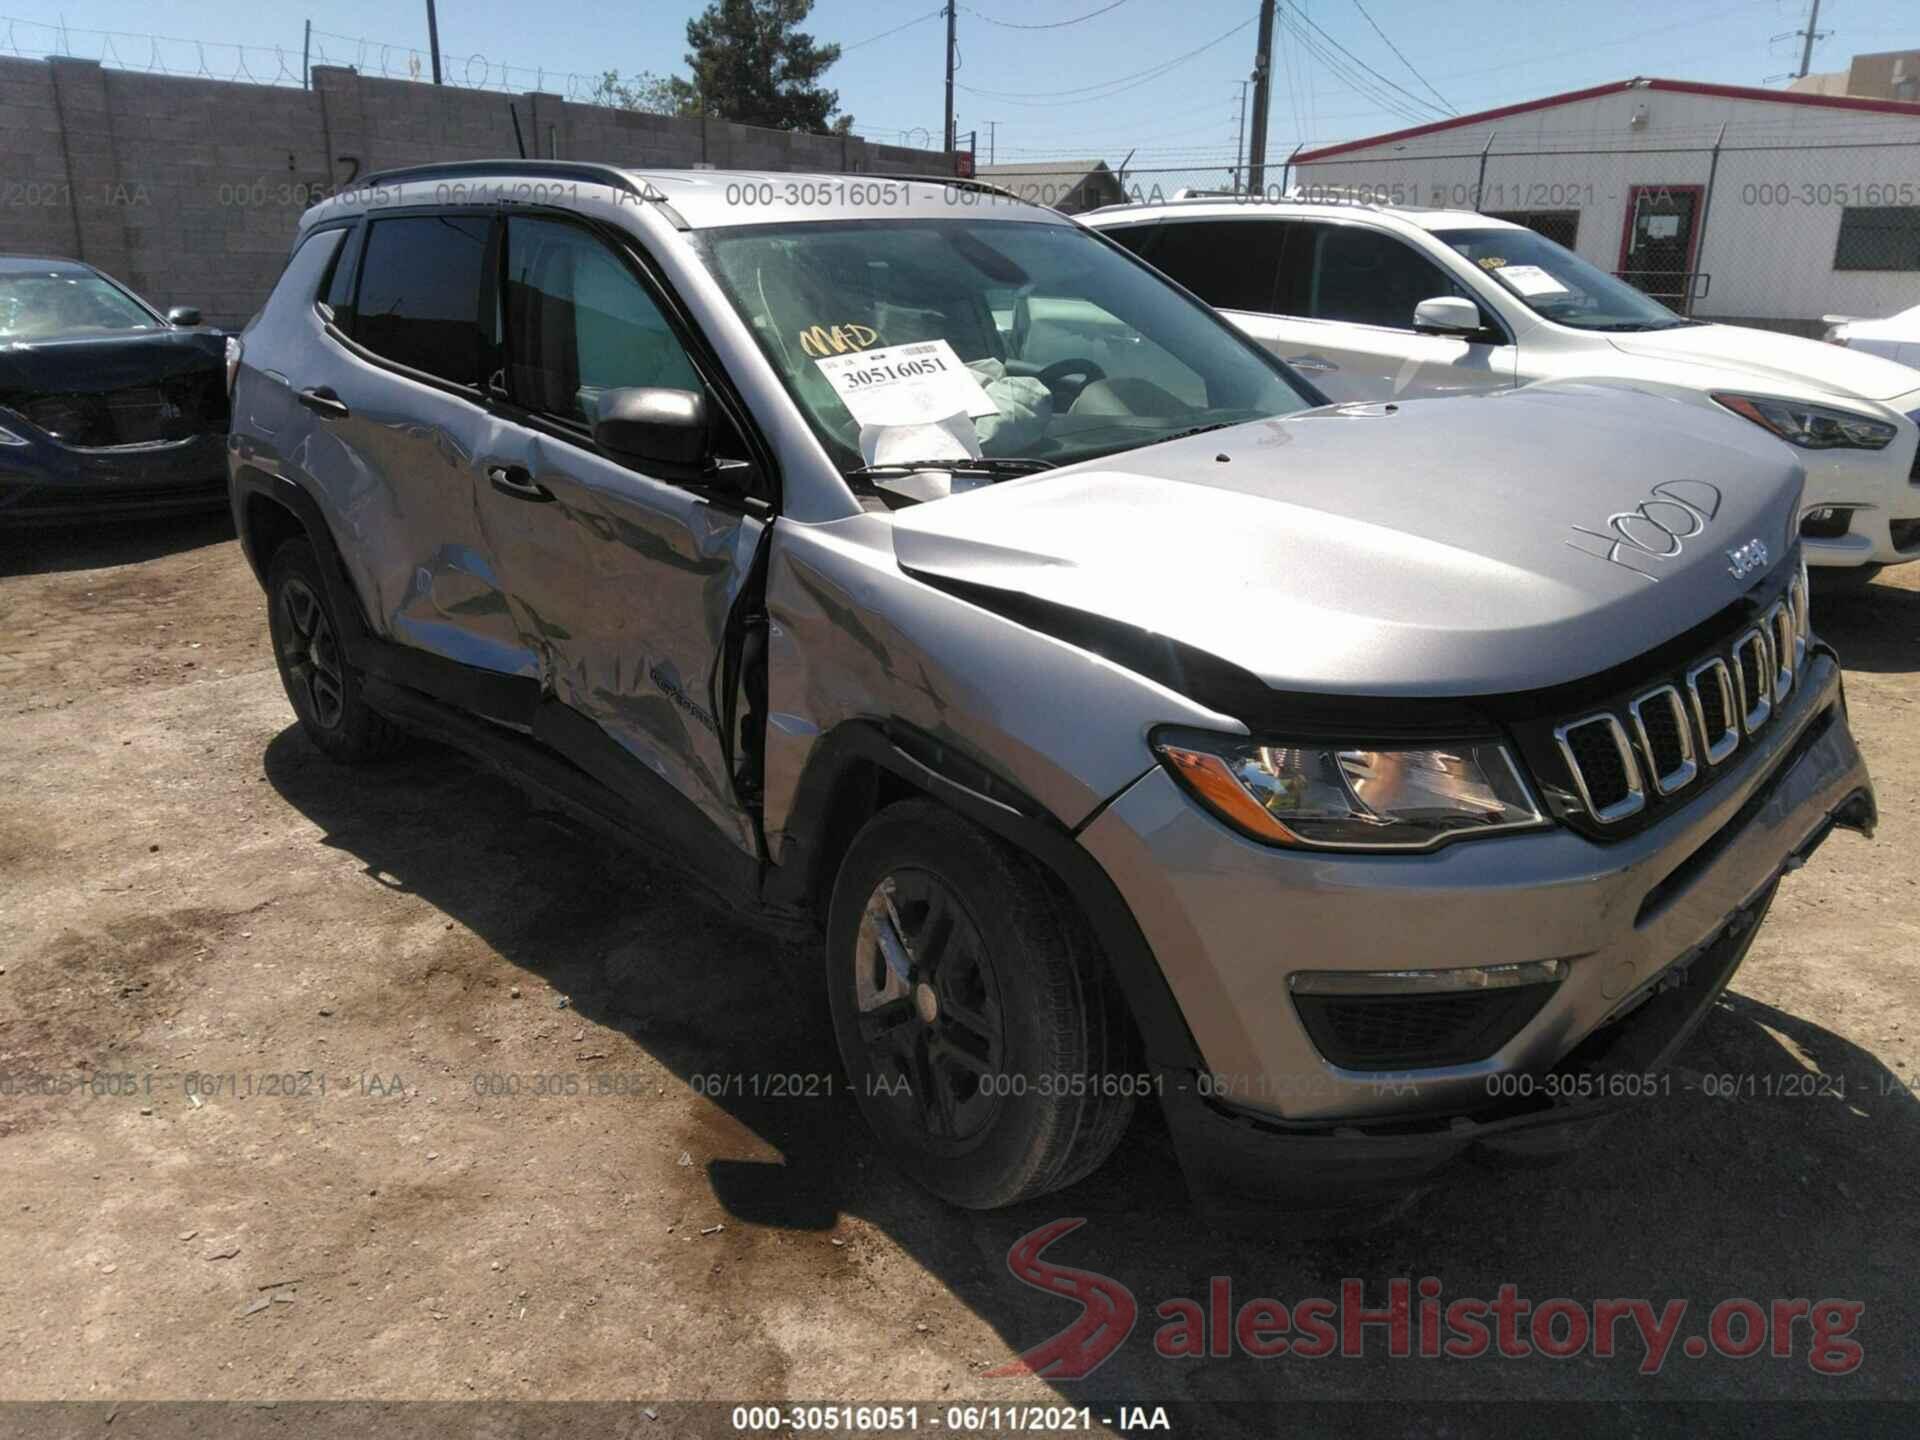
1766;600;1795;703
1731;628;1773;735
1788;572;1810;669
1553;713;1645;824
1628;684;1698;796
1686;657;1741;766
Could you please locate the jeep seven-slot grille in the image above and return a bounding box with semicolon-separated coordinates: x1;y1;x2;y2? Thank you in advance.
1547;574;1809;831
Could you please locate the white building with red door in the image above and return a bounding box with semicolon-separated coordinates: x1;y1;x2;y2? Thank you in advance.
1289;76;1920;336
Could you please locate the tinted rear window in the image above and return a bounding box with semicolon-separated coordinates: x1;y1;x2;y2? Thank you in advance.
1145;220;1289;313
353;215;491;385
318;225;361;329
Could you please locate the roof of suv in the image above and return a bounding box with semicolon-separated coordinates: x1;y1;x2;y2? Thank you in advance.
1080;196;1523;234
308;162;1069;232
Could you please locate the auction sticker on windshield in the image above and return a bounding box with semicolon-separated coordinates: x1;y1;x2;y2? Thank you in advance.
1493;264;1569;298
814;339;1001;428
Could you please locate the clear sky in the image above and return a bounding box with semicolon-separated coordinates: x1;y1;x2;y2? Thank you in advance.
2;0;1913;166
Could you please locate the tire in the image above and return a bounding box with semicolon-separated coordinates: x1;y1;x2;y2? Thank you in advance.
265;539;405;763
825;799;1136;1209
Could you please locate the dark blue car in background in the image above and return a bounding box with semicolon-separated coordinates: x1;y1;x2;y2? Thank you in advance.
0;256;229;523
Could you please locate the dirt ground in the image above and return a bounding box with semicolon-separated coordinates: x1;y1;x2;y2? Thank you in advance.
1;514;1916;1433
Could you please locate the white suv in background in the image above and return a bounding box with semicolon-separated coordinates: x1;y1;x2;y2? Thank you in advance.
1085;197;1920;579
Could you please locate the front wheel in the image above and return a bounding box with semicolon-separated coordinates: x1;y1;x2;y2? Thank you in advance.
826;800;1135;1208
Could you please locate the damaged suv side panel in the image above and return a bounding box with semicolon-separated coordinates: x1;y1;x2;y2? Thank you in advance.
760;510;1249;844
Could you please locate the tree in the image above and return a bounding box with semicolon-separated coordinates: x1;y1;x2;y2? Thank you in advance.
590;69;681;115
677;0;850;134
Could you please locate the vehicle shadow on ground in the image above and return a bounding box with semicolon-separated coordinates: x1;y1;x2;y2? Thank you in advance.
263;726;1920;1417
0;510;234;579
1811;576;1920;674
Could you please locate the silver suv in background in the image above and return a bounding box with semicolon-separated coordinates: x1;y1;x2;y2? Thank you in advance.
228;165;1875;1214
1085;196;1920;579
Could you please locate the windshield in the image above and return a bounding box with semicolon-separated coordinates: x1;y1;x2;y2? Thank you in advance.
1437;227;1693;333
697;218;1315;476
0;271;161;340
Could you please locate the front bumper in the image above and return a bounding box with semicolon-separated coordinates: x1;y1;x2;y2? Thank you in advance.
0;432;228;523
1082;647;1873;1207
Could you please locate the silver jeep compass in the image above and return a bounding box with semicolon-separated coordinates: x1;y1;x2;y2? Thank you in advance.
228;163;1876;1213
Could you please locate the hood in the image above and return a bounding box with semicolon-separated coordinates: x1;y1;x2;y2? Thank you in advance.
0;329;225;400
889;385;1803;698
1607;322;1920;403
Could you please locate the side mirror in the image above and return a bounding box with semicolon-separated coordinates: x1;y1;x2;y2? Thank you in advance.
1412;295;1483;336
167;305;202;327
592;387;709;469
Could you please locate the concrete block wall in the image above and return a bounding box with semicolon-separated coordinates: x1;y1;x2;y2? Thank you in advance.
0;57;953;328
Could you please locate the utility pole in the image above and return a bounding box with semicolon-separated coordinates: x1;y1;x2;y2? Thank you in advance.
1234;81;1248;190
987;119;998;165
1794;0;1824;78
1245;0;1277;193
943;2;958;154
302;18;311;89
425;0;443;84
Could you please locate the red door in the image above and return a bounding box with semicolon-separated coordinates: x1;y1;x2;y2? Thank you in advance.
1617;184;1704;314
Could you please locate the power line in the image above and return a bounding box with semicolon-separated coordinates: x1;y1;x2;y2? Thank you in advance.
842;8;944;52
1349;0;1453;114
963;0;1131;30
954;15;1254;104
992;90;1241;142
1278;1;1447;121
1274;8;1431;126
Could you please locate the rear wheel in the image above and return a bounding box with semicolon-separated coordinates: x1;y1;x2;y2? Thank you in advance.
826;800;1135;1208
266;539;404;762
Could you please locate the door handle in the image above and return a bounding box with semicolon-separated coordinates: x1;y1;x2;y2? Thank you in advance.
487;464;553;503
296;386;349;419
1282;354;1338;375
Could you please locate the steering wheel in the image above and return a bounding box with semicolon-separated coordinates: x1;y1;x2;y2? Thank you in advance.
1036;357;1107;409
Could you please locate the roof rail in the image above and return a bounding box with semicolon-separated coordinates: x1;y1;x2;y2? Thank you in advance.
882;173;1035;206
1078;188;1446;217
353;159;667;203
1077;192;1279;216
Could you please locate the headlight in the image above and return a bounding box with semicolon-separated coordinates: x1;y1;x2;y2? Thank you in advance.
1152;731;1547;851
0;422;28;446
1711;392;1897;451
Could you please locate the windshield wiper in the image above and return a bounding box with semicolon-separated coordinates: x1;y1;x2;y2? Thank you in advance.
1585;319;1700;332
1150;420;1244;444
846;456;1058;480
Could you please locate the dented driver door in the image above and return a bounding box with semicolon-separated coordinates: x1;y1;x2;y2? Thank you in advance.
472;213;766;859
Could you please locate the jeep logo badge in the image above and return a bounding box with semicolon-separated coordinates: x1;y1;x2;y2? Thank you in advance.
1566;478;1724;584
1726;538;1769;579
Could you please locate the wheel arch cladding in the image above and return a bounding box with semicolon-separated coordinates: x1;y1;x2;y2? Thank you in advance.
773;716;1206;1077
242;487;308;580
